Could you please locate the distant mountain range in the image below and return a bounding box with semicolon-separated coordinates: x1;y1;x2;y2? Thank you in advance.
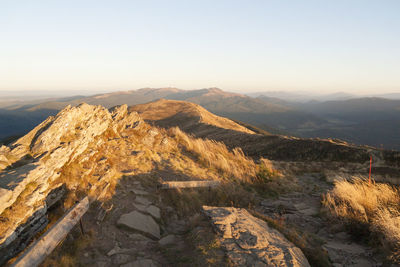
1;88;400;150
248;91;400;102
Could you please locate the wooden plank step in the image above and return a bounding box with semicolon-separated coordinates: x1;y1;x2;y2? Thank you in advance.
160;180;220;189
12;197;90;267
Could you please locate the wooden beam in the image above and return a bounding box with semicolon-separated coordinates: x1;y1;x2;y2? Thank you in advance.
160;180;220;189
12;197;90;267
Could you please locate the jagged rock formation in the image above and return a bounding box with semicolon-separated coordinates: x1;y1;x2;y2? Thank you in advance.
202;206;310;267
0;103;141;265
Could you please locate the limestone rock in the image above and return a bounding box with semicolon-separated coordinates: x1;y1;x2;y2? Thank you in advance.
117;211;160;239
0;154;10;170
202;206;310;267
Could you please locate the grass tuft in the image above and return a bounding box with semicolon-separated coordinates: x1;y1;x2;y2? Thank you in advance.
323;177;400;262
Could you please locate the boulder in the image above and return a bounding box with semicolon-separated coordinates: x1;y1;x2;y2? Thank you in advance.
203;206;310;267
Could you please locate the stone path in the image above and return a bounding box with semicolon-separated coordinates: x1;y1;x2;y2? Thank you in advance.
75;178;203;267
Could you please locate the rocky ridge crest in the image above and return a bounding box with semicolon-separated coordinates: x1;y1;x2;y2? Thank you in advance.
0;103;140;264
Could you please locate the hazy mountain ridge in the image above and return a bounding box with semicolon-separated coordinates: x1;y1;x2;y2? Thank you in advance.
1;88;400;150
0;88;319;141
250;91;400;102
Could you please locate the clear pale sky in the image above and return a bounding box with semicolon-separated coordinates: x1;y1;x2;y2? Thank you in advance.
1;0;399;94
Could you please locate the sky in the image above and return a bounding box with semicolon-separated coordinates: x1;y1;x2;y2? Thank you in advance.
1;0;400;94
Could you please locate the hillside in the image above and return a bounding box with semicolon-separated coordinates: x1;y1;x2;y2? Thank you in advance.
130;100;400;176
1;103;400;266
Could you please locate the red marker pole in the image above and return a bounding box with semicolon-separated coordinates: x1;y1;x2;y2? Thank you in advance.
369;156;372;185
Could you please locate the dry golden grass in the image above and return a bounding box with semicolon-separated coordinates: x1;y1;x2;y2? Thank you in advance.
169;127;257;182
323;177;400;262
52;123;287;214
161;182;257;218
323;178;399;223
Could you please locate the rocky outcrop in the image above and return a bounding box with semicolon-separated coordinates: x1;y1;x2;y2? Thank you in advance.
202;206;310;267
0;146;10;170
0;184;66;265
0;103;141;265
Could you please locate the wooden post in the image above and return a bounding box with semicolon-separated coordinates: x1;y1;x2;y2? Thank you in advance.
160;180;220;189
369;155;372;185
79;218;85;235
12;197;90;267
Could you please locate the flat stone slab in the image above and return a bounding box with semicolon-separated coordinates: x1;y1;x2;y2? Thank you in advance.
133;203;148;212
133;203;160;220
128;233;152;242
146;205;160;220
130;189;149;195
135;196;152;206
203;206;310;267
159;235;176;246
117;211;160;240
